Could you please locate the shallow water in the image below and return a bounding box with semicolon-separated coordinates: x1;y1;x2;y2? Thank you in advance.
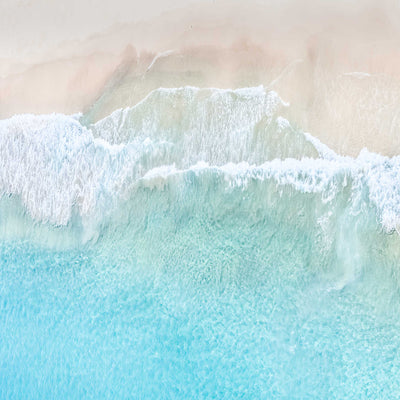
1;87;400;398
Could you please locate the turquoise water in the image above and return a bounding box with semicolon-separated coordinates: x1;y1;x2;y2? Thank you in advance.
1;87;400;398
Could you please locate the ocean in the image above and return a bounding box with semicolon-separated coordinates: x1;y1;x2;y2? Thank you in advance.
1;86;399;398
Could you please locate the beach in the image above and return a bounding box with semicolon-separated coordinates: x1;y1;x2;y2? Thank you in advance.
2;0;400;156
2;1;400;398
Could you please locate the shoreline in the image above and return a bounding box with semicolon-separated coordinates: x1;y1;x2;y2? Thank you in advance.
2;0;400;156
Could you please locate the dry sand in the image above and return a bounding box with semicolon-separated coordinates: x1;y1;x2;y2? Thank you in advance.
2;0;400;156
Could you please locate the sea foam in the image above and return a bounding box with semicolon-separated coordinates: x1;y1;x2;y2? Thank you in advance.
0;86;399;234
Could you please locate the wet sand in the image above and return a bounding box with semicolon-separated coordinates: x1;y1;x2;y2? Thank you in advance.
2;0;400;156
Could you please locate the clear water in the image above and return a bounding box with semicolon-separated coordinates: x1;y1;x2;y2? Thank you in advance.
1;87;400;398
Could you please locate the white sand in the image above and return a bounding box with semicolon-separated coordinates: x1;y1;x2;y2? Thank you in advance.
2;0;400;156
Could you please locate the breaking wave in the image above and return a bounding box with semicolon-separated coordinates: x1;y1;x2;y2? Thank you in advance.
0;86;400;236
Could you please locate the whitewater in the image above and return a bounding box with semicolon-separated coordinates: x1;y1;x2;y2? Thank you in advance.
1;86;400;398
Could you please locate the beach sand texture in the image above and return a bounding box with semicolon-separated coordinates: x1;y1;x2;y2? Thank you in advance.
2;0;400;156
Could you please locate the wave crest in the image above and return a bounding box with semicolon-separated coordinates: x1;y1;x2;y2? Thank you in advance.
0;86;399;237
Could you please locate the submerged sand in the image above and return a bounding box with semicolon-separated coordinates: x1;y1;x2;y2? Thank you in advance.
2;0;400;156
